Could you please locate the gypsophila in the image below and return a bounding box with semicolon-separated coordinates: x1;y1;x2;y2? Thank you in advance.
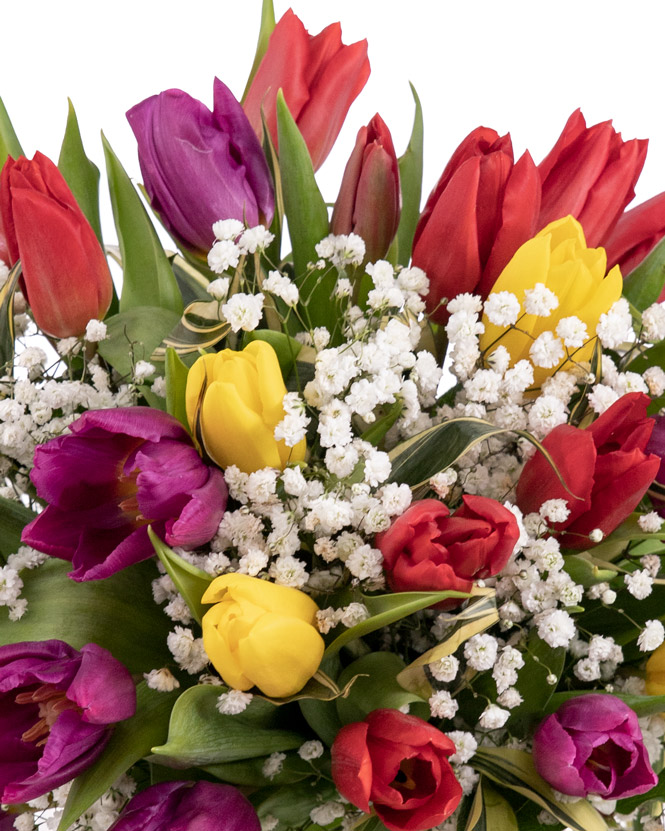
638;620;665;652
143;668;180;692
298;740;324;761
216;689;253;715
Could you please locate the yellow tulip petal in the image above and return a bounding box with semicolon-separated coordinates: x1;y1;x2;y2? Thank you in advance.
538;215;586;249
203;573;319;623
250;340;290;426
185;353;218;431
202;603;254;690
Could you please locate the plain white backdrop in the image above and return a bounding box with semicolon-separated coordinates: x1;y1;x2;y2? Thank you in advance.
4;0;665;244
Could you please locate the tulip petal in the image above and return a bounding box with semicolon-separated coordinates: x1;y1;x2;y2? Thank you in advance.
68;643;136;724
331;721;373;813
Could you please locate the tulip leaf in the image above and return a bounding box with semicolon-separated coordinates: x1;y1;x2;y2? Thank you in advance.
151;300;231;360
165;346;190;429
387;83;424;267
275;91;333;328
241;0;276;102
254;669;360;708
253;780;339;828
169;251;212;304
102;133;183;316
148;528;212;625
58;682;180;831
546;690;665;718
505;633;565;737
0;96;22;166
465;777;519;831
151;685;306;765
58;99;103;245
0;559;171;674
472;748;607;831
563;553;621;587
396;592;499;698
97;305;180;377
299;655;344;746
205;752;315;787
622;234;665;312
0;494;35;561
361;398;404;447
244;329;302;380
0;260;21;371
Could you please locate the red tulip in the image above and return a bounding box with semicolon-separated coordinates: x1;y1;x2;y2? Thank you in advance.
0;152;112;338
603;190;665;287
538;109;648;248
516;393;661;548
331;113;400;262
331;709;462;831
412;127;541;322
243;9;370;171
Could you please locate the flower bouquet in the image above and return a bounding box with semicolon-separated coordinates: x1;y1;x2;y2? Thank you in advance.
3;4;665;831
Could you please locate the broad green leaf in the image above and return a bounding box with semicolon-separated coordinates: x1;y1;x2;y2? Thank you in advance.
616;768;665;813
152;684;305;766
97;306;180;377
625;337;665;376
149;529;212;625
623;234;665;312
0;96;22;165
169;251;212;304
255;670;359;707
472;748;606;831
466;777;518;831
254;780;338;827
102;133;182;315
506;633;564;737
58;99;103;244
577;581;665;647
546;690;665;718
0;495;35;560
276;91;331;328
361;398;404;447
336;652;429;725
245;329;302;380
165;347;190;429
58;682;179;830
387;83;424;267
396;592;498;698
563;553;618;587
299;655;344;746
205;752;315;787
0;260;21;371
241;0;276;102
0;559;171;674
151;300;230;360
583;513;665;561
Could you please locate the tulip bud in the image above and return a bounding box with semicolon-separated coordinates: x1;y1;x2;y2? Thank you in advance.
331;114;400;263
243;9;370;171
0;152;113;338
185;340;306;474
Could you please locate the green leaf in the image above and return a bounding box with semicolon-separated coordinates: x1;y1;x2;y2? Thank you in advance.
472;748;607;831
388;83;424;267
583;513;665;559
0;495;35;560
97;306;180;377
299;654;344;746
58;682;179;830
361;398;404;447
0;260;21;371
253;780;338;827
275;91;331;327
102;133;182;315
255;669;360;707
169;251;214;304
150;300;230;361
465;777;518;831
245;329;302;380
151;684;305;766
58;99;103;245
241;0;276;102
563;553;618;587
623;234;665;312
165;347;190;429
149;528;212;625
205;752;315;787
506;633;564;737
0;96;22;166
616;767;665;813
0;559;171;674
546;690;665;718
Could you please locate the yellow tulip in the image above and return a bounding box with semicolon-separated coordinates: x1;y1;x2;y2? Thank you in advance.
479;216;622;389
646;643;665;696
185;340;306;473
201;573;325;698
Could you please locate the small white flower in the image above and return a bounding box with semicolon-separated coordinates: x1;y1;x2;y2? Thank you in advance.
207;277;230;300
478;703;510;729
639;512;663;534
536;609;576;648
638;620;665;652
133;360;155;382
208;239;241;273
216;689;253;715
524;283;559;317
448;731;478;764
310;803;345;826
484;291;521;326
238;225;274;254
143;668;180;692
262;751;286;780
428;690;459;719
85;319;108;342
539;499;570;524
529;331;565;368
298;740;324;761
213;218;244;241
464;634;498;671
429;655;459;683
555;316;587;348
625;569;653;599
222;292;264;332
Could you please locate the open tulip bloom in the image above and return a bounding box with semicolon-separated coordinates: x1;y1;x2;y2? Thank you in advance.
4;4;665;831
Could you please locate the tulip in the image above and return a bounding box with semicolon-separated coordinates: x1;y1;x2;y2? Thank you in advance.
107;781;260;831
331;113;400;263
516;392;660;548
532;694;657;800
201;573;324;698
646;643;665;695
127;79;274;258
22;408;228;581
0;152;113;338
243;9;370;171
331;708;462;831
0;639;135;804
603;190;665;284
185;340;306;474
538;109;648;248
479;215;622;389
412;127;541;322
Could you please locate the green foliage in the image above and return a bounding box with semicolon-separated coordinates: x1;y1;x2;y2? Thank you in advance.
149;529;212;625
0;96;22;166
623;235;665;312
0;261;21;371
0;493;35;561
97;306;180;377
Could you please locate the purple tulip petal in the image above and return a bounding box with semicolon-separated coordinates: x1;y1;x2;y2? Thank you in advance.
166;468;228;547
68;644;136;724
533;713;586;797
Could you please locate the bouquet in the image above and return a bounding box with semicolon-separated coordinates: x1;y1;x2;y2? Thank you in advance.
2;3;665;831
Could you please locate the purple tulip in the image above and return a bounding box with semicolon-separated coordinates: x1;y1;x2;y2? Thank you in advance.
107;781;261;831
533;694;657;800
0;639;135;804
22;408;228;581
127;78;274;258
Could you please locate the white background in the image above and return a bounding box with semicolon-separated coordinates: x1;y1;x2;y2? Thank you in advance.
4;0;665;244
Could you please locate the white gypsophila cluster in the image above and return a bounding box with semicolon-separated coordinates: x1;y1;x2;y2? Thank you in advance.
216;689;253;715
208;222;274;273
0;545;46;621
166;626;208;674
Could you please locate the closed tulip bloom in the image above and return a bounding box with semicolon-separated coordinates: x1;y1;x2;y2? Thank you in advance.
0;152;113;338
243;9;370;171
201;573;324;698
331;113;400;263
479;216;622;389
185;340;306;474
412;127;541;322
127;79;274;258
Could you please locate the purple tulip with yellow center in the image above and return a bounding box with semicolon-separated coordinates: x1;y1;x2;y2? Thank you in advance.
0;639;135;804
22;408;227;581
107;781;260;831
